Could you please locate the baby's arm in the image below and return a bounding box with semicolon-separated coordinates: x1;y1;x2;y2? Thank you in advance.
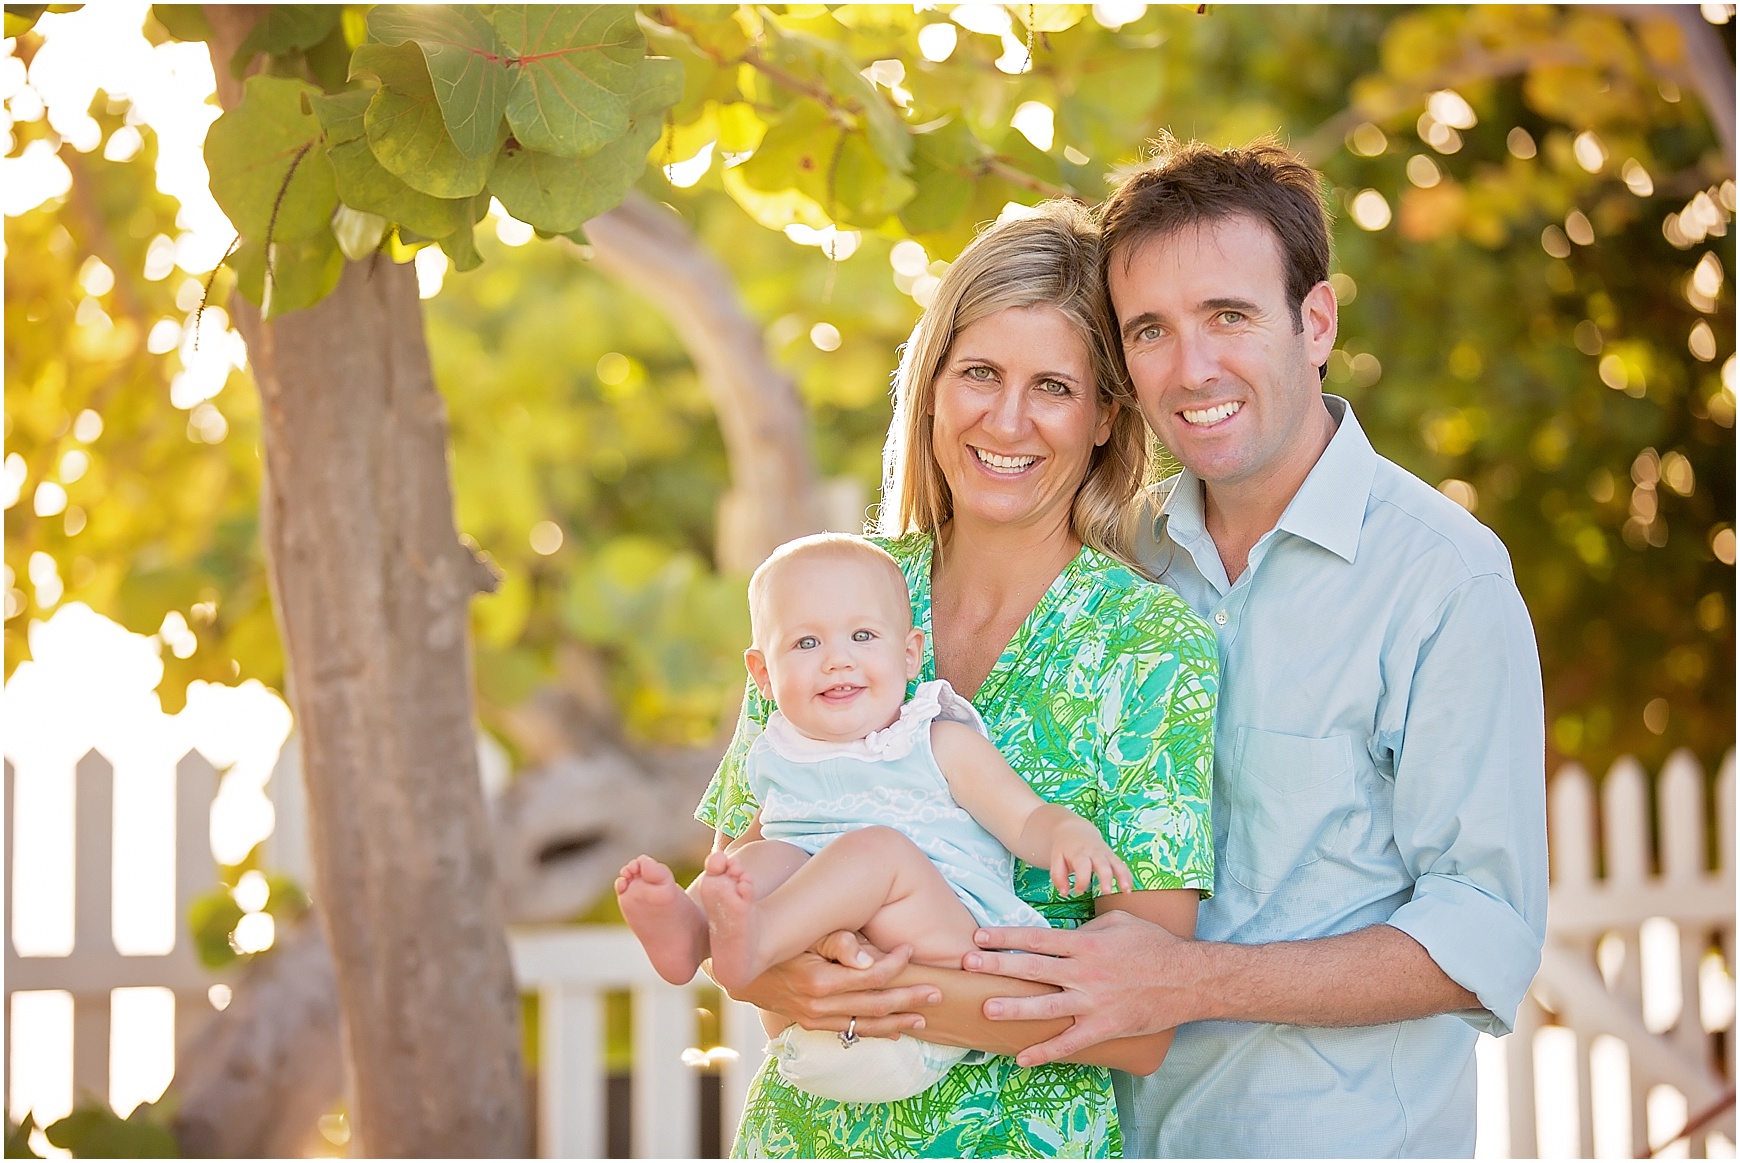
929;721;1132;897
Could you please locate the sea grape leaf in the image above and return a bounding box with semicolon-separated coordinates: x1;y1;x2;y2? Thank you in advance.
232;231;345;320
317;89;475;239
831;131;915;227
367;4;511;159
231;5;341;77
736;100;841;206
149;5;212;42
494;4;644;159
493;56;678;235
439;222;482;272
354;42;495;199
493;87;666;233
205;75;338;242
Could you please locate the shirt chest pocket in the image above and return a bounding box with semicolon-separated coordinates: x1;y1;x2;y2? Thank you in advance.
1223;728;1355;894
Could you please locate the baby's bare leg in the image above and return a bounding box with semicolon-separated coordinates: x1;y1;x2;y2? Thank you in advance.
703;825;979;993
620;842;808;986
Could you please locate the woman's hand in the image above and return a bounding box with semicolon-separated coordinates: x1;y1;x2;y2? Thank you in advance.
719;931;944;1039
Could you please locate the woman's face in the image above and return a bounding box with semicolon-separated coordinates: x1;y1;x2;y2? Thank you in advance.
929;304;1113;539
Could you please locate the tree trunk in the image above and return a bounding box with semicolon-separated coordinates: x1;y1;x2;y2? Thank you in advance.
579;193;825;573
200;10;529;1155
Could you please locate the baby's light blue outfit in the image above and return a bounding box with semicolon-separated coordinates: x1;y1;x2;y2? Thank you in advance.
747;679;1046;1103
747;678;1048;932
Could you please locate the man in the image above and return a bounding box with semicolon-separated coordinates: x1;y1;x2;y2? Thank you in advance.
964;137;1549;1156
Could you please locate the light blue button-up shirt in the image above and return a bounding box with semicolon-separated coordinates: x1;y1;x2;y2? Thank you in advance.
1117;397;1547;1158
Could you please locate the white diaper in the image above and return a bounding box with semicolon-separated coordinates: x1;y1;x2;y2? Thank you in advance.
766;1025;973;1103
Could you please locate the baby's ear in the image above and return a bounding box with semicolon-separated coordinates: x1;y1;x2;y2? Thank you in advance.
744;647;774;699
904;627;925;679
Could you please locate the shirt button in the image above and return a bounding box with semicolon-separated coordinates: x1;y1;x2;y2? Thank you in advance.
1214;611;1228;626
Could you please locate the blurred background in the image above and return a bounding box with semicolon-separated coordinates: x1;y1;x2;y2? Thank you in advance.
3;2;1733;1158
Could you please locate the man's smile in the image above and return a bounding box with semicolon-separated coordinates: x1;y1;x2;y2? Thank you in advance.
1180;400;1243;428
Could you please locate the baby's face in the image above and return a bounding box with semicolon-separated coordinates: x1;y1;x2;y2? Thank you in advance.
746;555;922;743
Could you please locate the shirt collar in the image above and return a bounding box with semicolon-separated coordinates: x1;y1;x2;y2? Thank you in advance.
1156;395;1377;566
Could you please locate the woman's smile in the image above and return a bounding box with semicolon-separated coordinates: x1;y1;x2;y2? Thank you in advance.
970;445;1043;475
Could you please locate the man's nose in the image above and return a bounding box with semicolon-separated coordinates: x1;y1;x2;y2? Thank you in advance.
1177;327;1221;392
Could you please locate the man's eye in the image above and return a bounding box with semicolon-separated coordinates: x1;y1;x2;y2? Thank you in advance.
851;629;874;642
796;636;819;649
1131;325;1162;344
1218;311;1245;325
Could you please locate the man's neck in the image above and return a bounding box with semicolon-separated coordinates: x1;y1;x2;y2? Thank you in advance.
1203;401;1338;584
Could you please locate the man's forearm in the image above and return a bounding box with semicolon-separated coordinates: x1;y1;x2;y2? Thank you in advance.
1187;923;1480;1028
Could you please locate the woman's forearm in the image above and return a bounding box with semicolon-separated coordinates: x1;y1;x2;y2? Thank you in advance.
889;963;1172;1073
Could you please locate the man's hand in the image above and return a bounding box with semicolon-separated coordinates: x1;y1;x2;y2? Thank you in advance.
720;931;943;1039
965;910;1201;1067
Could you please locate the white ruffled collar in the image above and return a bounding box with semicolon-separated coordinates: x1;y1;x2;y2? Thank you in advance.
761;679;988;763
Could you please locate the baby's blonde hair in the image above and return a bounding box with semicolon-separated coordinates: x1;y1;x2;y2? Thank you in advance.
747;534;911;648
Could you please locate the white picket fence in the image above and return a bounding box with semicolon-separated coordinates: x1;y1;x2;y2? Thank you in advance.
6;746;1735;1157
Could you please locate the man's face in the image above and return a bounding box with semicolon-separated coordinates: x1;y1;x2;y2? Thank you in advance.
1109;214;1336;490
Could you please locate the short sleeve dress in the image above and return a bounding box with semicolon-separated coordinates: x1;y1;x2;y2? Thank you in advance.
697;533;1219;1159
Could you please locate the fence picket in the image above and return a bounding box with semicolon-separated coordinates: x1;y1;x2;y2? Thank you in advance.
632;982;699;1158
1550;765;1596;887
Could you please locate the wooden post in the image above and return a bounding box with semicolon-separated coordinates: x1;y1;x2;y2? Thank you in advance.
539;985;605;1158
631;983;699;1158
71;751;113;1110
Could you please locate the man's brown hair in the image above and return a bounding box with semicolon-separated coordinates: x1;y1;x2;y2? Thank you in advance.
1099;134;1332;332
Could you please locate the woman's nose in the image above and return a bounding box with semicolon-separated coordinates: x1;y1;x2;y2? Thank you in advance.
983;383;1029;435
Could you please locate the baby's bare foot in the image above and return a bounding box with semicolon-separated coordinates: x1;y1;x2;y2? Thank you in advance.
698;852;763;992
616;855;707;985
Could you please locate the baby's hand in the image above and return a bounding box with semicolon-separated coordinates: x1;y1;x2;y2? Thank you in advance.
1048;814;1134;897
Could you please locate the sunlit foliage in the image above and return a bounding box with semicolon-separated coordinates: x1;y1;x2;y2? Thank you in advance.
4;4;1732;772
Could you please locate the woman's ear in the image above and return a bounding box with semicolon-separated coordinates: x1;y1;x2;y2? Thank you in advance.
744;647;774;699
1095;397;1119;448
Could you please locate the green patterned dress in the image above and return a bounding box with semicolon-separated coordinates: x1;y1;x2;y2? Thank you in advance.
697;533;1218;1158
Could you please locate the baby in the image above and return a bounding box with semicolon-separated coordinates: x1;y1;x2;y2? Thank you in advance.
615;533;1130;1100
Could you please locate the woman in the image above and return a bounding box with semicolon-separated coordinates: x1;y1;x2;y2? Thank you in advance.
696;202;1218;1157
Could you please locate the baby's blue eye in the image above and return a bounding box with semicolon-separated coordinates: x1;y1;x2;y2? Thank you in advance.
796;636;819;649
852;629;874;642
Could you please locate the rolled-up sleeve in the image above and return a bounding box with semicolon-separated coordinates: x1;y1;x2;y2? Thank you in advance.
1383;571;1547;1035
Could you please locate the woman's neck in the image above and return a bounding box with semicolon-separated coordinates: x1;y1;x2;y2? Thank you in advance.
933;511;1080;606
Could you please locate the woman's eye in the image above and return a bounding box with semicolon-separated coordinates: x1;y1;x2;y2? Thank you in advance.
964;365;995;381
851;629;874;642
796;636;819;649
1038;379;1071;396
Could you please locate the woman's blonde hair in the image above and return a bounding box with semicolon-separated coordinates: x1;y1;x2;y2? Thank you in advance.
874;202;1151;568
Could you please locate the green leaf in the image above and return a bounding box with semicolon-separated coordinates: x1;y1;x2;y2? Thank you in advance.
493;58;676;233
317;91;476;240
149;4;211;42
4;6;47;38
494;4;644;159
367;5;511;160
5;1112;42;1160
231;230;345;320
439;223;482;272
354;42;495;199
205;75;338;242
45;1104;177;1158
831;132;915;227
900;117;983;234
231;5;341;78
187;885;244;969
